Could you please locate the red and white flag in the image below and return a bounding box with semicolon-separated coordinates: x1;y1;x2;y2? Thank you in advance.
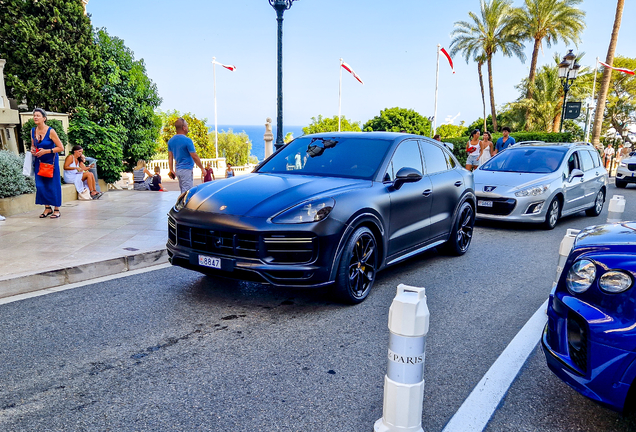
440;47;455;74
212;60;236;71
341;60;364;84
599;60;634;76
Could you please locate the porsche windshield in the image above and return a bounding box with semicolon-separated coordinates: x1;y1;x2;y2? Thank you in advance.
257;136;392;179
480;147;568;173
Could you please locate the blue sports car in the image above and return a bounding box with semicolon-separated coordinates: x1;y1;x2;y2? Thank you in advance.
543;222;636;412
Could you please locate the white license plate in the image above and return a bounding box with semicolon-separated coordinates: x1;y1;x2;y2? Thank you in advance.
198;255;221;269
478;200;493;208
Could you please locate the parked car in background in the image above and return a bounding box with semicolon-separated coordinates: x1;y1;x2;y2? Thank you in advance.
167;132;475;303
542;222;636;412
616;151;636;188
474;142;608;229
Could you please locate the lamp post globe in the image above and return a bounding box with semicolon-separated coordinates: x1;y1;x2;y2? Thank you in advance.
269;0;299;150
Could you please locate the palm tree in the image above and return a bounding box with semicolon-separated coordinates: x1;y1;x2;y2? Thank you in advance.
513;0;586;100
450;0;526;132
591;0;625;146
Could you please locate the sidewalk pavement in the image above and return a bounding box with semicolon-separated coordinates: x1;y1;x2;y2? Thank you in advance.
0;189;180;299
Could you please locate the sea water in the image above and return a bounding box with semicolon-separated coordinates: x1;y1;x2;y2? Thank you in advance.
211;124;306;162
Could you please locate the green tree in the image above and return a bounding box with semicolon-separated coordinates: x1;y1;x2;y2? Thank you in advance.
0;0;104;114
303;115;362;134
68;107;125;184
599;56;636;141
436;123;467;139
210;129;252;166
157;111;211;158
363;108;431;135
450;0;526;132
95;29;162;168
512;0;585;100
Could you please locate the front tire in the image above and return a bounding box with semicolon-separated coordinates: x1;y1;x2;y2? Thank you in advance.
443;201;474;256
586;188;605;216
543;197;561;230
616;178;627;188
333;227;377;304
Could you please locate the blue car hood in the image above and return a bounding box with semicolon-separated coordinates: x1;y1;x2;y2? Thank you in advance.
186;173;371;217
576;222;636;247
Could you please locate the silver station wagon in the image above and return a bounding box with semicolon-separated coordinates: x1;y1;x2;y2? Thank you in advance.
616;151;636;188
474;142;608;229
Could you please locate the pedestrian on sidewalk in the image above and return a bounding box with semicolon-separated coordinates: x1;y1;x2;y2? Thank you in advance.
64;145;102;199
168;118;205;193
493;127;515;156
132;160;155;191
30;108;63;218
225;163;235;178
203;163;216;183
465;129;481;171
148;166;166;191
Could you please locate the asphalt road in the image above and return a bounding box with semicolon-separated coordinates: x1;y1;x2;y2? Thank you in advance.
1;183;635;432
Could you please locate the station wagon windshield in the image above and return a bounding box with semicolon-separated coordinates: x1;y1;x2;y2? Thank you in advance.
480;147;568;173
257;136;391;179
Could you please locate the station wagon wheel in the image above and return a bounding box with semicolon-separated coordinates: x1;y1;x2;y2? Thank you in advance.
333;227;377;304
543;197;561;230
586;189;605;217
443;201;474;256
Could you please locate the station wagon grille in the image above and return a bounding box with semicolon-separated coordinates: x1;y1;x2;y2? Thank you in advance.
628;163;636;171
168;218;316;263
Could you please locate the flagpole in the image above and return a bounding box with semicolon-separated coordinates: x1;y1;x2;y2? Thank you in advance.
212;57;219;158
338;58;343;132
584;57;599;143
433;44;440;137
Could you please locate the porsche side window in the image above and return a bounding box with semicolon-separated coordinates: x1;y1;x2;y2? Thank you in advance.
385;141;423;182
420;142;449;174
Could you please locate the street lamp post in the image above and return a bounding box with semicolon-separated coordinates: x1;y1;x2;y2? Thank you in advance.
269;0;299;150
558;50;581;133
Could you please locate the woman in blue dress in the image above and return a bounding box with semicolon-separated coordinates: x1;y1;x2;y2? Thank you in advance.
30;108;64;218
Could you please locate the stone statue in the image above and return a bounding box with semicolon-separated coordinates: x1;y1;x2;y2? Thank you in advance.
264;117;274;159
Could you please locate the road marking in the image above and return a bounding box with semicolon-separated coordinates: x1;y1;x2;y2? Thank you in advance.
442;299;549;432
0;263;172;306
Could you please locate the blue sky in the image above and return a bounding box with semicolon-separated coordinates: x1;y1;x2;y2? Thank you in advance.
86;0;635;129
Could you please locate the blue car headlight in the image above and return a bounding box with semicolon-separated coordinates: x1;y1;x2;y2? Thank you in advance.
515;184;550;197
174;190;194;212
272;198;335;224
599;271;633;293
566;259;596;293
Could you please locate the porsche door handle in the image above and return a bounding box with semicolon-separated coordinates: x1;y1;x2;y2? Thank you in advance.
454;181;463;187
422;189;433;197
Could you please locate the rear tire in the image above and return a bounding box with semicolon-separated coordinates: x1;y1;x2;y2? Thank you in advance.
543;197;561;230
586;189;605;217
442;201;474;256
616;178;627;188
333;227;378;304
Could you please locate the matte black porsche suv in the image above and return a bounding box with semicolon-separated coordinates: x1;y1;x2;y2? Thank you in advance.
167;132;475;303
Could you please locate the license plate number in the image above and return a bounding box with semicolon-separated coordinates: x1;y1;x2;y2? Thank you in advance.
478;200;493;207
198;255;221;269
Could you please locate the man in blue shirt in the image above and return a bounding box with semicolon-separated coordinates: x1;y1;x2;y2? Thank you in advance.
494;127;516;155
168;118;206;193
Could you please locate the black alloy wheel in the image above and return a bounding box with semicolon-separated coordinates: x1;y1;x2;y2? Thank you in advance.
543;197;561;230
586;189;605;216
334;227;377;304
443;201;474;256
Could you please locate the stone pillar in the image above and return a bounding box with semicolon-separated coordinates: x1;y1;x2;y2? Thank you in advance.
82;0;89;15
264;117;274;159
0;59;8;108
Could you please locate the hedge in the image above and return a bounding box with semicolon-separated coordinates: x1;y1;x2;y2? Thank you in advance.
443;132;573;166
0;150;36;199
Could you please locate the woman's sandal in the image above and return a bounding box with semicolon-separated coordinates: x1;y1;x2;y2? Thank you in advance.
40;207;53;218
50;210;61;219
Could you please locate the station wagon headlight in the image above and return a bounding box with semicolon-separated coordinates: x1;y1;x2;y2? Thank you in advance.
566;259;596;293
174;190;193;212
272;198;335;224
515;184;550;197
620;162;627;167
599;271;633;293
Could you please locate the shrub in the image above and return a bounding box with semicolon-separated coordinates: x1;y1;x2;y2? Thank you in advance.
0;151;36;199
443;132;573;166
21;119;69;150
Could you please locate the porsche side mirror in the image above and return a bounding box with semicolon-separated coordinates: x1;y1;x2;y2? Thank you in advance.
394;167;423;189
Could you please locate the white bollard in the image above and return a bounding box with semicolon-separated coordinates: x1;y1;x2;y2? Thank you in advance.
555;229;580;286
374;284;429;432
607;195;626;223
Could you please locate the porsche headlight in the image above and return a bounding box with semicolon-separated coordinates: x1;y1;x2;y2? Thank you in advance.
599;271;633;293
173;190;193;212
272;198;335;224
566;259;596;293
515;184;550;197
